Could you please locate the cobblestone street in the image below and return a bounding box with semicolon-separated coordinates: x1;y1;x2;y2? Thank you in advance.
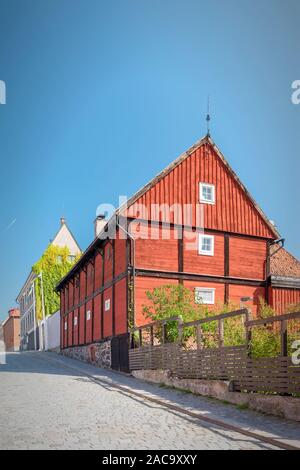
0;352;299;450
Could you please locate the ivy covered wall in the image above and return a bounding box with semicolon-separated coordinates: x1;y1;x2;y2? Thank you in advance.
32;245;80;320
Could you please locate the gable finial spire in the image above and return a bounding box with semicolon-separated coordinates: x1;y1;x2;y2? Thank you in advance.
206;95;211;137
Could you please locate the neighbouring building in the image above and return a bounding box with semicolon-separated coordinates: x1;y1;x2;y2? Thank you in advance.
56;135;300;371
2;308;20;352
268;245;300;314
17;218;81;351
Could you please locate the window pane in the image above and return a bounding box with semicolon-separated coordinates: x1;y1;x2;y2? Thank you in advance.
195;288;214;304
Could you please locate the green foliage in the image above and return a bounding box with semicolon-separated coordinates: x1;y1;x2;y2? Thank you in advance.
142;285;244;346
250;327;281;358
142;284;201;343
32;244;80;320
257;297;276;319
142;284;300;358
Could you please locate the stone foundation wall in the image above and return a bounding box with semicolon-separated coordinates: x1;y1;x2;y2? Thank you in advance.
61;340;111;369
132;369;300;423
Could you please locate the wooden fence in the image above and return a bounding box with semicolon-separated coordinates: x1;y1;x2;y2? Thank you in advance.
129;310;300;395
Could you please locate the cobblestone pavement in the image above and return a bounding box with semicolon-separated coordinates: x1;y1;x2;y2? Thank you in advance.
0;352;299;450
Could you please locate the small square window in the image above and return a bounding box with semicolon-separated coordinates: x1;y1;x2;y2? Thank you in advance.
104;299;111;311
198;235;214;256
195;288;215;305
199;183;215;204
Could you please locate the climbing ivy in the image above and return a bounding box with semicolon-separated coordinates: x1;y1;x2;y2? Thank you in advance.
32;245;80;320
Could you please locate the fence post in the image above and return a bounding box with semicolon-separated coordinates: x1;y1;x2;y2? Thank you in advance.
150;326;154;346
139;328;143;347
177;318;183;345
162;323;166;344
218;319;224;348
196;325;202;349
281;320;288;357
245;309;252;357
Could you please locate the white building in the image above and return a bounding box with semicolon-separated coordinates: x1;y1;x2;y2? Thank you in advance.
17;218;80;351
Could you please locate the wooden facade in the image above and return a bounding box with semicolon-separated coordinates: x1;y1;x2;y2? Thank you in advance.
57;136;300;349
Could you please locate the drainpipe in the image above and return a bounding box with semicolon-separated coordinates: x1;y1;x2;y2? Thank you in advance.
266;238;285;304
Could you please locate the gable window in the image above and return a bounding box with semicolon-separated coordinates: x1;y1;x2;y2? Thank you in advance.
195;288;215;305
104;299;111;311
198;234;214;256
199;183;215;204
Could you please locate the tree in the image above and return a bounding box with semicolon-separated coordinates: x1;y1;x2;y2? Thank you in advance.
142;284;203;344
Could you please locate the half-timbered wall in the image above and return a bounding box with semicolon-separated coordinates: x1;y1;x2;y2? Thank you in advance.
60;229;128;349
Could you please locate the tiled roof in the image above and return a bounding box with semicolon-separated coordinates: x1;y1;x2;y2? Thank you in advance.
270;245;300;278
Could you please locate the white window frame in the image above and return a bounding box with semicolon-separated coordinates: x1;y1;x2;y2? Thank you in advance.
199;182;215;205
104;299;111;311
198;234;214;256
86;310;91;321
194;287;215;305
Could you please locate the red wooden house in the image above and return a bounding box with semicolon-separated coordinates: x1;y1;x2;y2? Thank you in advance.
57;135;300;369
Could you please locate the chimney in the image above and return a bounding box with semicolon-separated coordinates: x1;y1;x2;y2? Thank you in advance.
60;217;66;226
94;214;106;238
9;308;20;318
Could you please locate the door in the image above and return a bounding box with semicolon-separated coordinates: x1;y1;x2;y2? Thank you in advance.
111;333;129;372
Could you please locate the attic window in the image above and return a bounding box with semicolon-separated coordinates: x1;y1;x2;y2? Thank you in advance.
200;183;215;204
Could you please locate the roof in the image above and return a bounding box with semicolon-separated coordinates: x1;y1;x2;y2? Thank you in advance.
56;135;280;290
270;245;300;279
51;221;81;254
117;135;280;238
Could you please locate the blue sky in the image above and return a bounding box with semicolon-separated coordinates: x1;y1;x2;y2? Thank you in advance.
0;0;299;321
